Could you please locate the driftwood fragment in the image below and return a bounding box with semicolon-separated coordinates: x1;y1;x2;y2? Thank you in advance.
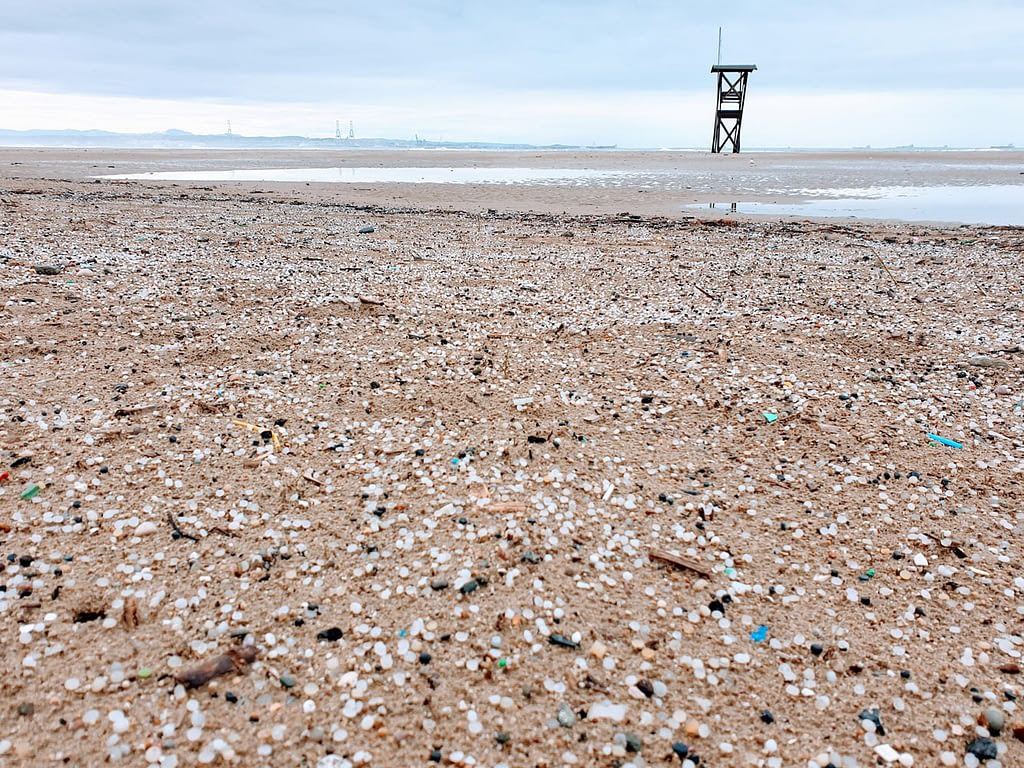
648;549;713;578
122;596;140;629
113;404;160;418
174;646;258;689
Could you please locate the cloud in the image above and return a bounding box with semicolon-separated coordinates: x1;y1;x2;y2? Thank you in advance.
0;1;1022;145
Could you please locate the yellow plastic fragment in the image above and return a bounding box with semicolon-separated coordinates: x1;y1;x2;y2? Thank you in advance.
231;419;282;452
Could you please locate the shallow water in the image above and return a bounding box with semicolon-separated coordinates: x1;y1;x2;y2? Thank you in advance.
709;185;1024;226
106;166;1024;225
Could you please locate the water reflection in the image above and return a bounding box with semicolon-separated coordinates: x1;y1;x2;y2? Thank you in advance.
103;166;1024;226
702;185;1024;226
708;202;738;213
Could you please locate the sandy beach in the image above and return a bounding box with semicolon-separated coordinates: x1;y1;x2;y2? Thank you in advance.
2;149;1024;768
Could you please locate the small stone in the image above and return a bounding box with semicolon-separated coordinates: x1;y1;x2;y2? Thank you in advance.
280;675;297;689
874;743;900;763
34;264;62;275
913;553;928;567
358;225;375;234
672;742;690;761
460;579;480;594
859;708;885;735
589;640;607;659
965;737;998;760
624;732;643;753
556;703;575;728
967;356;1010;369
16;703;34;717
981;707;1005;735
587;700;627;721
548;634;579;650
316;627;343;642
429;749;442;762
761;710;775;724
419;652;432;665
430;579;449;591
636;679;654;698
495;731;510;745
521;550;540;564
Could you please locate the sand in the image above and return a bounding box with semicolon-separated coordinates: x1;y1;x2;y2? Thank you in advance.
1;149;1023;768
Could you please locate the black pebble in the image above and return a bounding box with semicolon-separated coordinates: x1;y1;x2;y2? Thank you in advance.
760;710;774;724
168;435;177;443
316;627;343;642
900;670;911;679
548;633;580;649
810;643;823;656
429;750;442;762
419;652;432;665
99;465;108;474
460;579;479;594
225;692;238;703
966;738;998;761
708;599;725;614
858;708;885;735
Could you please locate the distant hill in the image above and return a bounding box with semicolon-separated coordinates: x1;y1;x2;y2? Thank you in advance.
0;127;584;151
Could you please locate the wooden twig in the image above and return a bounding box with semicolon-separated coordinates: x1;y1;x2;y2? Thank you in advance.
166;512;199;542
648;549;713;578
871;249;901;287
693;284;718;301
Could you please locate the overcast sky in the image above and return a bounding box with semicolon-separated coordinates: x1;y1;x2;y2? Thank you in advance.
1;1;1022;147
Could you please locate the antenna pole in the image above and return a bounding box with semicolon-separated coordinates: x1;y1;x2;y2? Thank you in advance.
717;27;722;65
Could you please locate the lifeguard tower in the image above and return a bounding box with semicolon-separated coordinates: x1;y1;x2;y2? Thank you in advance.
710;64;756;153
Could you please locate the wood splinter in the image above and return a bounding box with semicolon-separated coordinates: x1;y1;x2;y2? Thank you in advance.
174;646;258;689
648;548;713;578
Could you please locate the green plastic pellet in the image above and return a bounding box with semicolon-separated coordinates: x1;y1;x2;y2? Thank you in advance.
498;658;507;669
20;484;40;500
866;568;875;578
137;667;153;679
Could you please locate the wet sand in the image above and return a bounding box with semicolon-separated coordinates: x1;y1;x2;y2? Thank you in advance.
1;149;1023;767
5;147;1024;220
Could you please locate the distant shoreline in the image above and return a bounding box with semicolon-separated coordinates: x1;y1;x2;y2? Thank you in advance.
0;128;1017;154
